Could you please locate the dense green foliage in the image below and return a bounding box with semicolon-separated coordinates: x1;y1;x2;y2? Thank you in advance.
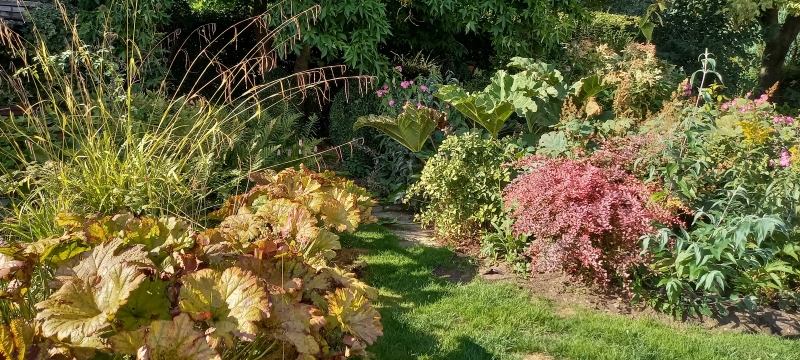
406;132;520;241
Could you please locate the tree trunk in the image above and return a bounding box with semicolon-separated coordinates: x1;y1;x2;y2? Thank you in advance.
293;44;312;73
293;44;313;115
759;10;800;95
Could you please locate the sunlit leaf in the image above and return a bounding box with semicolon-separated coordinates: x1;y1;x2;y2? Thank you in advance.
110;313;221;360
326;288;383;344
354;102;440;152
36;263;146;346
178;267;269;348
116;279;172;331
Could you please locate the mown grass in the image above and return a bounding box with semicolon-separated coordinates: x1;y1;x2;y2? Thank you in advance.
339;224;800;360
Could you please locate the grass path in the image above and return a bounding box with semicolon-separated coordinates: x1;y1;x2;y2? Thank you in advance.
339;224;800;360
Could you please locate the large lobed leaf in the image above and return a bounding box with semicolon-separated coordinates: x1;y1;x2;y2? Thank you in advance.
36;263;146;346
110;313;221;360
354;102;440;152
178;267;270;348
436;85;515;139
326;288;383;345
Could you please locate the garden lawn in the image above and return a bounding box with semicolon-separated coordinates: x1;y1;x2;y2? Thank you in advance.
340;224;800;360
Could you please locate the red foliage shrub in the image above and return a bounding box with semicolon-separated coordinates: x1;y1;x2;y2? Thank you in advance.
503;156;674;288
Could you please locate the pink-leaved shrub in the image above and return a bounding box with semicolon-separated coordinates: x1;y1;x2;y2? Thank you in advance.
503;156;674;287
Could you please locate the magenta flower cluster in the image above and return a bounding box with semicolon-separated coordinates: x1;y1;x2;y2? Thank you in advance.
773;115;796;124
780;151;792;167
377;84;389;98
400;80;415;89
721;94;770;113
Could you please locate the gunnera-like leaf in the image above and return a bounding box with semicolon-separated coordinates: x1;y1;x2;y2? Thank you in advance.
178;267;270;348
218;213;265;244
322;267;378;300
0;318;55;360
435;85;515;139
36;262;146;346
110;313;221;360
354;102;439;153
326;288;383;345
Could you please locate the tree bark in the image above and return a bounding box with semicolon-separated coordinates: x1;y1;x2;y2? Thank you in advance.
293;44;312;73
759;9;800;95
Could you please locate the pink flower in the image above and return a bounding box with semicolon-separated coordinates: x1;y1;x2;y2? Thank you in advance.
445;104;450;109
377;91;383;98
277;149;281;156
410;80;414;85
313;146;318;153
780;151;792;167
416;102;422;108
299;139;303;146
395;66;402;72
721;103;729;111
770;160;776;167
389;100;395;106
401;81;409;89
383;84;389;90
746;92;752;98
774;116;783;123
786;117;795;124
420;85;428;92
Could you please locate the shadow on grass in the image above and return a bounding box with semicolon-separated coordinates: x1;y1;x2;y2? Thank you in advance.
339;224;488;359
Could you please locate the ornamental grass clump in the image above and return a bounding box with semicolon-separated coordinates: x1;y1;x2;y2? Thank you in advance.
503;156;674;287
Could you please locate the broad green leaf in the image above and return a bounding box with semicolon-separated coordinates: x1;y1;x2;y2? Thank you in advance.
640;22;655;42
326;288;383;345
116;279;172;331
123;217;165;250
55;212;85;231
714;115;742;137
537;131;569;157
110;313;221;360
353;103;440;152
36;263;146;346
435;85;514;138
322;267;378;300
255;198;318;241
178;267;269;348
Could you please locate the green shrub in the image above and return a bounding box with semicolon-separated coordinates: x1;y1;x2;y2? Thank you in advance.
573;11;641;51
406;132;520;242
628;94;800;313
